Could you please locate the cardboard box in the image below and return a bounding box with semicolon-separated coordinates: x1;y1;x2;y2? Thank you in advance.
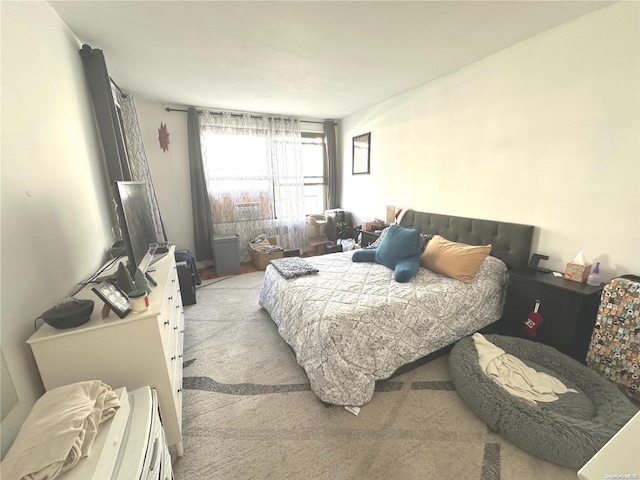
249;236;283;270
250;249;284;270
564;262;592;283
362;221;386;232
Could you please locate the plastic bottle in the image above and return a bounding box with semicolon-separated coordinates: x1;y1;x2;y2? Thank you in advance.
587;262;602;286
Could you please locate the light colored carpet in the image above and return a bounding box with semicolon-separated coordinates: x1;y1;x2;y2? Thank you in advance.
171;271;579;479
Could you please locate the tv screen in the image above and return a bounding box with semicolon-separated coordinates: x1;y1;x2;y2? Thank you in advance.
114;181;161;275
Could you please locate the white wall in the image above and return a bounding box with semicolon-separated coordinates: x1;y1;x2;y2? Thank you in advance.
0;2;114;457
340;2;640;280
135;101;195;255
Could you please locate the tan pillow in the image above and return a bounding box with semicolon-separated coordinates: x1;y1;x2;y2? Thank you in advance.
420;235;491;284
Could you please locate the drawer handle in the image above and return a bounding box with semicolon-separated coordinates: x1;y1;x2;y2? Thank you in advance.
164;320;169;326
171;355;176;361
168;296;172;301
180;330;184;334
177;388;182;394
174;326;178;330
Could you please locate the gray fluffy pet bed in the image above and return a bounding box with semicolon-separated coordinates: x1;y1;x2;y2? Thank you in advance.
448;334;638;469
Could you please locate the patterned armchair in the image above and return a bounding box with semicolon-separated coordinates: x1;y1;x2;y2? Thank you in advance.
586;275;640;402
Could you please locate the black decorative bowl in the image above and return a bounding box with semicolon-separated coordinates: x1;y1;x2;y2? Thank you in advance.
40;298;94;329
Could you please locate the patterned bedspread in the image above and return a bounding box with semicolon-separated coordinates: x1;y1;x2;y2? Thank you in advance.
259;250;507;407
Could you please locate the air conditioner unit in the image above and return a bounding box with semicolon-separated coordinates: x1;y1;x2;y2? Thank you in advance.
234;202;261;221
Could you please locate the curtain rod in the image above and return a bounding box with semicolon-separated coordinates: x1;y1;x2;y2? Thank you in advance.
110;78;127;97
164;107;334;125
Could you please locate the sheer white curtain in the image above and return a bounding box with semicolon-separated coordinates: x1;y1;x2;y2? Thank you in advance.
200;111;306;261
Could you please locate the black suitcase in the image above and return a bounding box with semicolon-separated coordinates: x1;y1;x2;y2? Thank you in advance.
176;261;196;306
175;250;199;306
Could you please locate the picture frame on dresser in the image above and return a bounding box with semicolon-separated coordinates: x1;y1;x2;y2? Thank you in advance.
92;281;131;319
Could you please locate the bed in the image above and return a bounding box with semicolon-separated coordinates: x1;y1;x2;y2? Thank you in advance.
258;209;534;408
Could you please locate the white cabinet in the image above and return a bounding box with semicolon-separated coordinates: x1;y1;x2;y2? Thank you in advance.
578;411;640;480
56;386;174;480
27;247;184;456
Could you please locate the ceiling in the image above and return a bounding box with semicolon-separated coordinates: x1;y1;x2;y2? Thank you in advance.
50;1;612;120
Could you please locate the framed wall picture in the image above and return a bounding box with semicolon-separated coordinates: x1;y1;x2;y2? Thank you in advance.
92;281;131;318
352;132;371;175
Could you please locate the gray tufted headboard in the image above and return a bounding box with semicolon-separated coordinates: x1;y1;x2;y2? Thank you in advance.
399;210;534;269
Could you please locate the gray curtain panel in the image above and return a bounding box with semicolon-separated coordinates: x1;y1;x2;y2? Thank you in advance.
79;45;131;183
188;107;214;261
79;45;166;244
324;120;339;210
118;93;166;243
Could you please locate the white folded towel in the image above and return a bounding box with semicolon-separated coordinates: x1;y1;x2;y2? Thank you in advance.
473;333;577;405
1;380;120;480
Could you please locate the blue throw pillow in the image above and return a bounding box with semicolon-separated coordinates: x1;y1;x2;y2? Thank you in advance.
353;224;421;282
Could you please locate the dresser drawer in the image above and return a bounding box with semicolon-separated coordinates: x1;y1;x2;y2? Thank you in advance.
160;273;178;323
172;358;183;428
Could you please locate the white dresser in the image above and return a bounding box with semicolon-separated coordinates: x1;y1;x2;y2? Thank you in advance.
27;247;184;456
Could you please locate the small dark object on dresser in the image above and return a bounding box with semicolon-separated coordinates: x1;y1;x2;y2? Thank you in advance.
528;253;551;273
39;298;94;329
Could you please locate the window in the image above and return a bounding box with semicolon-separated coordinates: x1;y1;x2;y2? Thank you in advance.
198;112;308;258
201;128;275;223
302;133;326;215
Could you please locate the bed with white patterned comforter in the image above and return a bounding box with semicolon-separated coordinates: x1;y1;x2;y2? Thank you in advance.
258;250;507;407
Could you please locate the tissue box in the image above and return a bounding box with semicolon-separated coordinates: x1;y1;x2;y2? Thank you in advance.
564;263;592;283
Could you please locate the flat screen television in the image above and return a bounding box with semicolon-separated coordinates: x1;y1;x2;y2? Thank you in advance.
114;181;163;275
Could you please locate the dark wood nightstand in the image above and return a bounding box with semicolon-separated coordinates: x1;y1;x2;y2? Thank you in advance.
360;230;381;248
500;267;603;363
